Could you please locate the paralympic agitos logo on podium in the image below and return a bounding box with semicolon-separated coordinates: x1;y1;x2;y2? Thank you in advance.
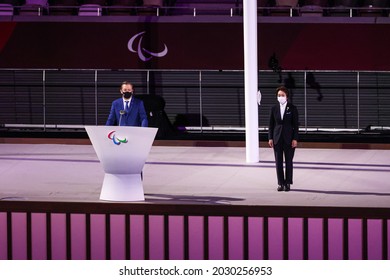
108;131;128;145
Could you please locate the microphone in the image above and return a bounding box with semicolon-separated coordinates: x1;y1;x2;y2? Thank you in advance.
119;110;126;126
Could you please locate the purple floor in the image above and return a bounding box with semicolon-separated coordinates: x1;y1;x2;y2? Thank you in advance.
0;143;390;260
0;143;389;207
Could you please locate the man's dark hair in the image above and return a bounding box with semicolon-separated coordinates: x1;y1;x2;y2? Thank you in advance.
120;81;134;90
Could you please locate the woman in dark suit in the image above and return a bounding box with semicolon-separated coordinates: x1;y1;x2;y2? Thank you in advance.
268;86;299;192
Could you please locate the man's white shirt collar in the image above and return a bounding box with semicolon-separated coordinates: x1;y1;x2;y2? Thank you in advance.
123;97;132;109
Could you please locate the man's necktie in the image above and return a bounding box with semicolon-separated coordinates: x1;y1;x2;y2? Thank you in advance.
125;101;129;112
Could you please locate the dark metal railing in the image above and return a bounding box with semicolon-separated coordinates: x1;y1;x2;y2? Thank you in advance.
2;69;390;134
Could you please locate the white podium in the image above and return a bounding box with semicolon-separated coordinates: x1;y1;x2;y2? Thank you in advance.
85;126;157;201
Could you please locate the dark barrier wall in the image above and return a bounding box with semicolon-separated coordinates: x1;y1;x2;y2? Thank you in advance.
1;21;390;71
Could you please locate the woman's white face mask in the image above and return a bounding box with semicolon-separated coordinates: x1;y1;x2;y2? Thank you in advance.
277;96;287;105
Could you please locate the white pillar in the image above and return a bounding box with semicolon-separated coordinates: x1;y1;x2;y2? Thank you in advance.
243;0;259;163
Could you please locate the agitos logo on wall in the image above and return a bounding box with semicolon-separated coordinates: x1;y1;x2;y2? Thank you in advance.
127;31;168;62
0;22;244;70
0;21;389;71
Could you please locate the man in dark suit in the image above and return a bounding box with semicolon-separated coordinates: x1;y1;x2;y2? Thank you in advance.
106;81;148;127
268;86;299;192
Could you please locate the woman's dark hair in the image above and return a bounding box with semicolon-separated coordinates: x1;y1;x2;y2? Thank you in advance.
275;86;289;98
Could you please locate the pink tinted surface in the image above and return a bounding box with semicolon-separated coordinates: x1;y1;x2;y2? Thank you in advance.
0;212;387;260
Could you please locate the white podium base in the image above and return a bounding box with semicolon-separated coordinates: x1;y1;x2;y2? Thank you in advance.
100;173;144;201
